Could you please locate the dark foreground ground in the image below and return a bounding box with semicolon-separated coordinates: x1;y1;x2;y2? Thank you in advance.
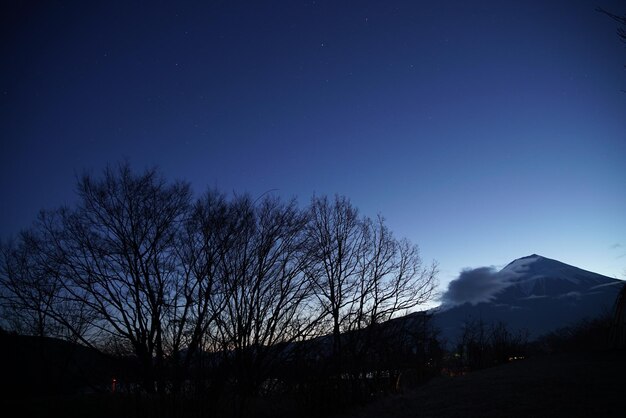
2;350;624;417
339;350;626;418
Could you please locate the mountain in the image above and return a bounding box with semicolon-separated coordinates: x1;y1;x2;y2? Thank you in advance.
432;254;624;343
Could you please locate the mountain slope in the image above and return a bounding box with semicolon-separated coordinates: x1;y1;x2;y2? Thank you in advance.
432;255;623;343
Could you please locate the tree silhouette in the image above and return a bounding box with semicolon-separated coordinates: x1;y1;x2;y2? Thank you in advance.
0;163;439;410
597;7;626;44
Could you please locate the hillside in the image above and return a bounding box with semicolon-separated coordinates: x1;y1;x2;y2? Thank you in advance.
0;331;125;399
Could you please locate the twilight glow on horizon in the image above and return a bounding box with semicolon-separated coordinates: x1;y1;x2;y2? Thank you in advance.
1;0;625;295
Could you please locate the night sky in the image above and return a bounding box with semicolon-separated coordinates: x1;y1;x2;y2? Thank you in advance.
1;0;625;296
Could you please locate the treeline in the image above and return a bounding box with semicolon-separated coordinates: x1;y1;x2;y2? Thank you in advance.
536;314;616;353
448;319;529;373
0;163;438;414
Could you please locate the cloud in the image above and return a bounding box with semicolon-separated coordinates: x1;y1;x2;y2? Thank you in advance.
610;243;622;249
441;266;514;307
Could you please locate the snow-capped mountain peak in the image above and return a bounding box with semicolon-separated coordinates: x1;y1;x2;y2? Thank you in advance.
499;254;617;297
500;254;543;275
433;255;623;342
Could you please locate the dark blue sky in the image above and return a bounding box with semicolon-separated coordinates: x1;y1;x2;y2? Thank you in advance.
1;0;625;293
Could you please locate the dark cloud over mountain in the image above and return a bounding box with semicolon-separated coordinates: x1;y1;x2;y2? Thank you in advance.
441;266;513;306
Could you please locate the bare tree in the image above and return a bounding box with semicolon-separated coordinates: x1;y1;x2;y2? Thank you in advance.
15;164;194;394
597;7;626;92
349;215;437;330
0;232;59;337
340;215;437;393
306;195;367;370
597;7;626;44
456;319;528;370
0;212;97;344
0;166;440;408
306;196;437;375
213;195;317;399
165;189;231;392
